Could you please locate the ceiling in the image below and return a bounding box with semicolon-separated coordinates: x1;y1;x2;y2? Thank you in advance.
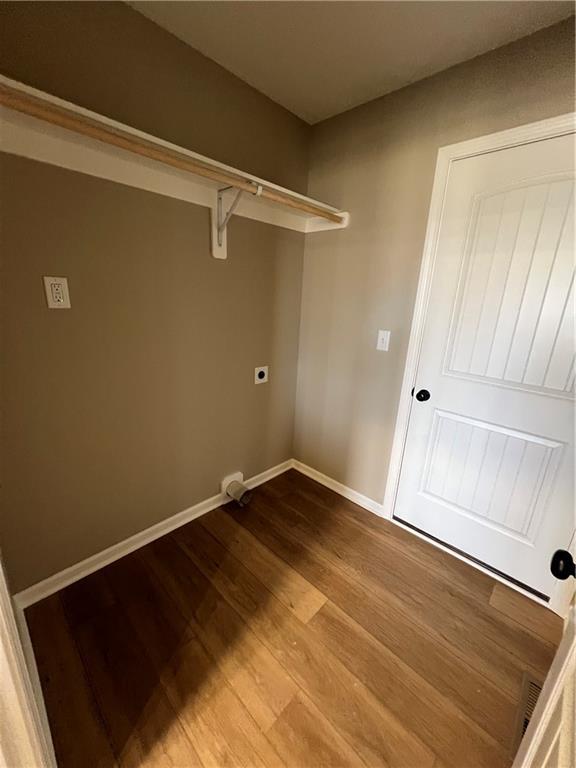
131;2;574;124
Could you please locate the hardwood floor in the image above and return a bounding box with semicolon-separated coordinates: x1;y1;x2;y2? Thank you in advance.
26;469;563;768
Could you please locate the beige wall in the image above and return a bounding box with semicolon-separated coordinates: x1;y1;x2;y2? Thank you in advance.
0;157;303;591
295;19;575;503
1;7;573;592
0;2;308;592
0;2;309;192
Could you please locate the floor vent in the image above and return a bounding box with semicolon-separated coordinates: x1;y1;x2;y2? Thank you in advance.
512;673;543;754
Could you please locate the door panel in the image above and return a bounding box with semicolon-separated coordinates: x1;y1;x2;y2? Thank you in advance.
421;411;563;540
394;133;575;598
446;177;574;396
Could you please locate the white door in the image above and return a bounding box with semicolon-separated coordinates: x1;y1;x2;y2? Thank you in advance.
394;131;575;600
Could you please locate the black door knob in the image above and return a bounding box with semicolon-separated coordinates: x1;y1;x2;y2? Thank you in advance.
551;550;576;580
415;389;431;402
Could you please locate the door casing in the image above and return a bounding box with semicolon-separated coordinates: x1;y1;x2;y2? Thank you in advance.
0;553;56;767
512;602;575;768
382;112;576;616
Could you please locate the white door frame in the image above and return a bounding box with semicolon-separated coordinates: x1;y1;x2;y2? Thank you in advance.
0;555;56;767
512;603;575;768
382;112;576;616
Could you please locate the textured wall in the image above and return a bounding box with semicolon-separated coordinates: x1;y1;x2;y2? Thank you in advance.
1;6;573;591
0;157;304;591
0;1;309;192
295;19;575;503
0;3;307;591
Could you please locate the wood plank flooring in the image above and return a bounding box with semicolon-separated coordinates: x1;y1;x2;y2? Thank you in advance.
26;469;563;768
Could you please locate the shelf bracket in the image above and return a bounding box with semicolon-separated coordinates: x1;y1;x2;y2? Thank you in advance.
211;183;265;258
211;186;248;259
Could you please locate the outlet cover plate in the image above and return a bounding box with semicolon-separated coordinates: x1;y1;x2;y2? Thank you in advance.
43;276;71;309
376;329;391;351
255;366;269;384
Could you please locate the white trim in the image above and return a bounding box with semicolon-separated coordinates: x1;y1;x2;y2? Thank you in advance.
512;604;575;768
10;599;56;767
12;458;386;610
14;454;559;627
13;459;292;610
381;112;576;617
11;458;292;764
0;75;348;236
243;460;295;490
0;559;56;767
10;455;566;765
292;460;384;516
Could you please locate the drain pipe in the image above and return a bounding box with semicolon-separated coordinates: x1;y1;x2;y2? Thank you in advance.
221;472;252;507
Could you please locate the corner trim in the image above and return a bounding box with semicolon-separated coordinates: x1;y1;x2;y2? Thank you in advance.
291;460;384;516
13;459;293;610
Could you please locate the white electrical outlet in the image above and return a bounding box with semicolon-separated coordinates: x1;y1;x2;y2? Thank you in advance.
43;276;71;309
376;330;391;351
255;366;269;384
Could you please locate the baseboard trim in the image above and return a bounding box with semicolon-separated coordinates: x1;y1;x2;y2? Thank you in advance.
243;460;294;490
12;458;381;609
14;457;552;616
13;459;293;610
291;460;384;516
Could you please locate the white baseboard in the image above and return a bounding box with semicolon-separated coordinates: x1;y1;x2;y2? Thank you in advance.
13;459;293;610
12;457;380;610
243;460;294;490
291;460;383;516
15;455;552;618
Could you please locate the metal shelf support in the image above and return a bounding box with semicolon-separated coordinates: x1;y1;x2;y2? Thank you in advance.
211;184;263;259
